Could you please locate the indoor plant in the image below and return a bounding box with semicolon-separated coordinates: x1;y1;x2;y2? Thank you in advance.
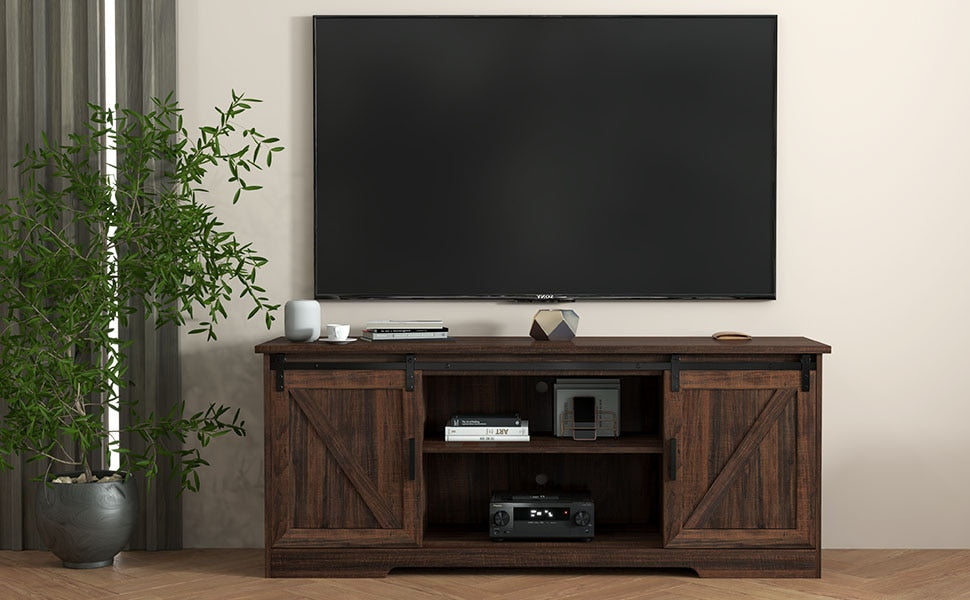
0;92;282;566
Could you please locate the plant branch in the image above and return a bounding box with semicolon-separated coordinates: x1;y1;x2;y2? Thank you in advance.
0;92;282;489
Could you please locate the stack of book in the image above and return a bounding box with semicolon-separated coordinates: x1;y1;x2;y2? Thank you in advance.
361;320;448;341
445;414;529;442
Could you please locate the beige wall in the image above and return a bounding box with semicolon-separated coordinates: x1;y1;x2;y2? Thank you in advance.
177;0;970;548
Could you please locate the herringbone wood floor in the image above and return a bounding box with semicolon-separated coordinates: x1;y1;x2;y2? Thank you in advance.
1;549;968;599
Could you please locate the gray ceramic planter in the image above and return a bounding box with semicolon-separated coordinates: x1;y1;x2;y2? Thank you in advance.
35;471;138;569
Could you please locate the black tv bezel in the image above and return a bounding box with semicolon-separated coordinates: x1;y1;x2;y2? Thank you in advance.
312;14;778;302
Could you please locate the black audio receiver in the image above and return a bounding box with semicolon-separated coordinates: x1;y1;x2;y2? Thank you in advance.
489;492;594;541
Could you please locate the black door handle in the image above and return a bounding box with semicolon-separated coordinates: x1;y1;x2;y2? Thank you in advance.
408;437;416;481
668;438;677;480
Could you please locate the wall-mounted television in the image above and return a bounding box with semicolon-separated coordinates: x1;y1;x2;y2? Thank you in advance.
313;15;777;300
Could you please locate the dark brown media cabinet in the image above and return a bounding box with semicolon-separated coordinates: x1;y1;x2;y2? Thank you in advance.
255;336;830;578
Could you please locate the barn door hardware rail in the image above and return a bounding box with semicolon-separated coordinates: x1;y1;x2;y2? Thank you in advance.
270;354;816;392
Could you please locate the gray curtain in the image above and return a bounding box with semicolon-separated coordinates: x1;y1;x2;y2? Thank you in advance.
0;0;179;551
0;0;105;552
115;0;180;552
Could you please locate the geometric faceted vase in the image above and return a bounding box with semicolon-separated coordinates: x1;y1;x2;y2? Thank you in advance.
529;309;579;341
35;472;138;569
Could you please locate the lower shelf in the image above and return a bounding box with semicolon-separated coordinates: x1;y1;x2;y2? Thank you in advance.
422;525;660;547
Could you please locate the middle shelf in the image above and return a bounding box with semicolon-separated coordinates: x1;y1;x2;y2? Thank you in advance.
423;434;663;454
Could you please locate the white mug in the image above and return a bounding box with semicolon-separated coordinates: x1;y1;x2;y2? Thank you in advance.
326;323;350;341
284;300;321;342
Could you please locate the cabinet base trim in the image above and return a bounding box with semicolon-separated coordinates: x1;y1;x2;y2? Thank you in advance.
267;546;820;578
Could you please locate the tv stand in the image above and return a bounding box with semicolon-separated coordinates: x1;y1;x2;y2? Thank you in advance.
256;336;829;578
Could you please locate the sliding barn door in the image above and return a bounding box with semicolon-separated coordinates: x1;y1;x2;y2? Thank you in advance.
663;370;818;548
266;369;423;548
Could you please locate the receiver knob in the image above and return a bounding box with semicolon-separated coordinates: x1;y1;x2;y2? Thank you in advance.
492;510;510;527
574;510;591;526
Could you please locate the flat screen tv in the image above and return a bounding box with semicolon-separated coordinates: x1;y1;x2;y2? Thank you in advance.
313;15;777;300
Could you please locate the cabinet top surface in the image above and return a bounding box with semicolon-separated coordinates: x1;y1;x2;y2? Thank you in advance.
255;336;830;356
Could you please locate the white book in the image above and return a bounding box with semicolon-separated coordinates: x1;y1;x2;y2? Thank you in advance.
362;330;449;340
445;434;530;442
365;320;444;329
445;421;529;437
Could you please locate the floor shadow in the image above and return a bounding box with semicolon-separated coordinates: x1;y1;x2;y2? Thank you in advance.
115;548;265;578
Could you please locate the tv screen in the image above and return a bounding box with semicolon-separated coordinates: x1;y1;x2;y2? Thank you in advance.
313;15;777;300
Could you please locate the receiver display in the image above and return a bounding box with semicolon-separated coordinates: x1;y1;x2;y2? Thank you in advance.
514;507;571;521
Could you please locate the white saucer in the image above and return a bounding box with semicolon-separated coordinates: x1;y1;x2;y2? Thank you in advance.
319;337;356;344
